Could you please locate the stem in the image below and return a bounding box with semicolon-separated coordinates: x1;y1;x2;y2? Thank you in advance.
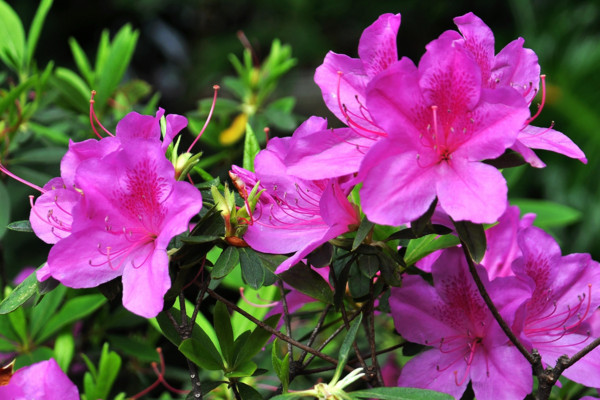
302;308;364;368
207;288;352;372
460;241;537;365
367;279;384;386
279;280;294;358
297;305;332;365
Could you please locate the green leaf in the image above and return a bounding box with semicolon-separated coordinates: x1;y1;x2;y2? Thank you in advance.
7;305;27;343
350;387;453;400
6;220;33;233
106;334;159;363
214;301;235;366
36;294;106;343
25;0;53;68
239;247;266;290
179;337;225;371
51;67;90;113
94;24;139;110
225;360;257;378
69;37;94;85
279;262;333;304
511;198;582;228
30;284;67;338
213;246;240;279
331;313;363;385
235;314;280;366
180;235;222;244
411;199;437;236
0;1;25;71
230;284;278;336
10;147;66;165
236;382;264;400
404;234;460;266
0;271;38;314
89;343;122;400
352;217;374;251
53;332;75;372
242;123;260;172
0;181;9;240
0;75;36;114
272;341;290;393
453;220;486;263
27;122;70;145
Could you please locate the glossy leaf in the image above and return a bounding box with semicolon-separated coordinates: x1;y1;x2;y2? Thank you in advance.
214;301;235;365
331;312;363;385
213;246;240;279
404;234;460;266
0;271;38;314
243;122;260;172
6;220;33;233
0;181;9;240
36;294;107;343
278;262;333;304
239;247;265;290
453;220;486;263
352;217;374;251
350;387;453;399
179;337;225;371
512;198;581;228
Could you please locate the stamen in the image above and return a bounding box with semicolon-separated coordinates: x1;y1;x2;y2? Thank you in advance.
89;90;114;138
0;162;45;193
187;85;220;153
239;287;278;308
525;75;546;125
264;127;270;144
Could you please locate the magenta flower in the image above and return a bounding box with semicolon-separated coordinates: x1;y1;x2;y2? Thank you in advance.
360;31;530;225
41;139;202;318
450;12;586;167
0;358;79;399
390;247;532;399
285;14;400;179
233;117;359;274
513;226;600;387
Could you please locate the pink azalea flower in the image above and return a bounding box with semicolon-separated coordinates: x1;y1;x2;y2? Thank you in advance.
390;247;532;399
233;117;360;274
360;31;530;225
513;226;600;387
0;358;79;400
451;12;586;167
285;14;400;179
41;139;202;318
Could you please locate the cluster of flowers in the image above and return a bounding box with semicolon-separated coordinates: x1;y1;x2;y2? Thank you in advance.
231;12;598;400
2;109;203;318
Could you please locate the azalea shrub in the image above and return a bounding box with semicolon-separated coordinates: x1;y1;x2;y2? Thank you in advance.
1;2;599;400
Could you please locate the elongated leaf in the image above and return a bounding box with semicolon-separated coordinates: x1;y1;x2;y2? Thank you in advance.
279;262;333;304
212;246;240;279
0;1;25;71
225;360;256;378
352;217;374;251
51;67;90;112
179;337;224;371
236;382;263;400
404;234;460;266
30;284;67;338
89;343;121;400
0;271;38;314
36;294;106;343
511;198;581;228
7;220;33;233
453;220;486;263
242;123;260;172
53;332;75;372
239;247;265;290
214;301;234;365
235;314;280;366
0;75;36;114
68;37;94;86
25;0;53;68
0;181;9;240
10;147;66;165
331;312;363;385
350;387;453;399
94;25;139;110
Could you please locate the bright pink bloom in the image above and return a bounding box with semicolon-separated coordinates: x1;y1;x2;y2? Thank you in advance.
451;12;586;167
42;139;201;318
513;226;600;387
233;117;360;274
0;358;79;400
390;247;532;399
285;14;400;179
360;32;530;225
